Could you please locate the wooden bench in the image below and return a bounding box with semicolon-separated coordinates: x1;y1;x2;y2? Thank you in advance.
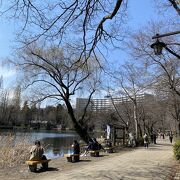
26;159;51;172
64;154;80;162
88;150;100;157
104;146;116;153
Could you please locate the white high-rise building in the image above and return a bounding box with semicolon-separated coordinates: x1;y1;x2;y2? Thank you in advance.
76;93;154;112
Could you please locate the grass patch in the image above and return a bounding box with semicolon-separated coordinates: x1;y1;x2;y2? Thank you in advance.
173;140;180;160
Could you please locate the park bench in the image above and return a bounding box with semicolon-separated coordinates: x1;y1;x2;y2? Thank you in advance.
104;146;116;153
88;150;100;157
26;159;51;172
64;154;80;162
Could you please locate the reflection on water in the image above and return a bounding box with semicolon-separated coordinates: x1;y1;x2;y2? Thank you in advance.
1;130;80;159
42;134;80;159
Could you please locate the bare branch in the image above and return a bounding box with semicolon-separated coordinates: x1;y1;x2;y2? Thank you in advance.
168;0;180;16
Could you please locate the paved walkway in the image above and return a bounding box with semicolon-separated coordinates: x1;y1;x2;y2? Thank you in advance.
34;139;174;180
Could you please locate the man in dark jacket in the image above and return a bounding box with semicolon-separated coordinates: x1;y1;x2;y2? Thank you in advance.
92;138;104;151
72;140;80;154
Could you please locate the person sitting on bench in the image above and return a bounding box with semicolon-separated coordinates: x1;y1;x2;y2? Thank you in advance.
92;138;104;151
30;140;47;169
106;140;112;148
72;140;80;154
80;138;94;156
81;138;104;156
71;140;80;162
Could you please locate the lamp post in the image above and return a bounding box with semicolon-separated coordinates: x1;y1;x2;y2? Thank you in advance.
150;39;166;55
151;31;180;59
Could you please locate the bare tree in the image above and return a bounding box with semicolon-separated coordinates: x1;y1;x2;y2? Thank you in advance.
0;90;11;125
12;43;101;142
155;0;180;16
127;22;180;134
169;0;180;15
1;0;127;63
110;63;151;139
167;92;180;134
139;95;169;134
106;94;130;129
127;23;180;97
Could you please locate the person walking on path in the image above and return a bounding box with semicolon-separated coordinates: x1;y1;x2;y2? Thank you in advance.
128;132;136;147
143;133;149;149
153;133;157;144
150;133;154;144
169;132;173;143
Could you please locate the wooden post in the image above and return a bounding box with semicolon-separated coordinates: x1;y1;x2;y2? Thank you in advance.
113;126;116;146
123;127;125;145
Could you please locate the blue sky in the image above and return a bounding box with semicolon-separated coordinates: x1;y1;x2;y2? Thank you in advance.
128;0;155;28
0;18;16;59
0;0;156;58
0;0;177;89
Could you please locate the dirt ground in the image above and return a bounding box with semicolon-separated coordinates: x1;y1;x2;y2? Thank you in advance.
0;147;130;180
0;139;178;180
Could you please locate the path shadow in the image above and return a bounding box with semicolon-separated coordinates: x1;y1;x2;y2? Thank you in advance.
98;154;109;157
146;147;171;151
154;143;173;147
82;163;172;180
35;167;59;173
105;151;116;154
46;167;59;171
79;159;91;162
142;144;173;151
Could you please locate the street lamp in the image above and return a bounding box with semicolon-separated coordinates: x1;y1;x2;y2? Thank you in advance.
150;39;166;55
151;31;180;59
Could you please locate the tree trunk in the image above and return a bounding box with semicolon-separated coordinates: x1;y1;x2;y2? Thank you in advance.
138;123;142;137
143;119;145;134
65;100;91;143
178;121;180;137
133;104;138;139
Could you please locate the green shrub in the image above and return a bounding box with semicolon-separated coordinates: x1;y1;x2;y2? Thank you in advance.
173;140;180;160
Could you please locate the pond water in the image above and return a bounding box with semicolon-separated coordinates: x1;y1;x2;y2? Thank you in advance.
1;130;81;159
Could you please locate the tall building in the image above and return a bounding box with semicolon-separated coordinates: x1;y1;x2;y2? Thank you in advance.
76;93;154;112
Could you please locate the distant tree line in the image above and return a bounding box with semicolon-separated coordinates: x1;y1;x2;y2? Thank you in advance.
0;87;72;130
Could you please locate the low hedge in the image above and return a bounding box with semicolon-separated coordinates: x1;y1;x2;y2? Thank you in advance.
173;140;180;160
